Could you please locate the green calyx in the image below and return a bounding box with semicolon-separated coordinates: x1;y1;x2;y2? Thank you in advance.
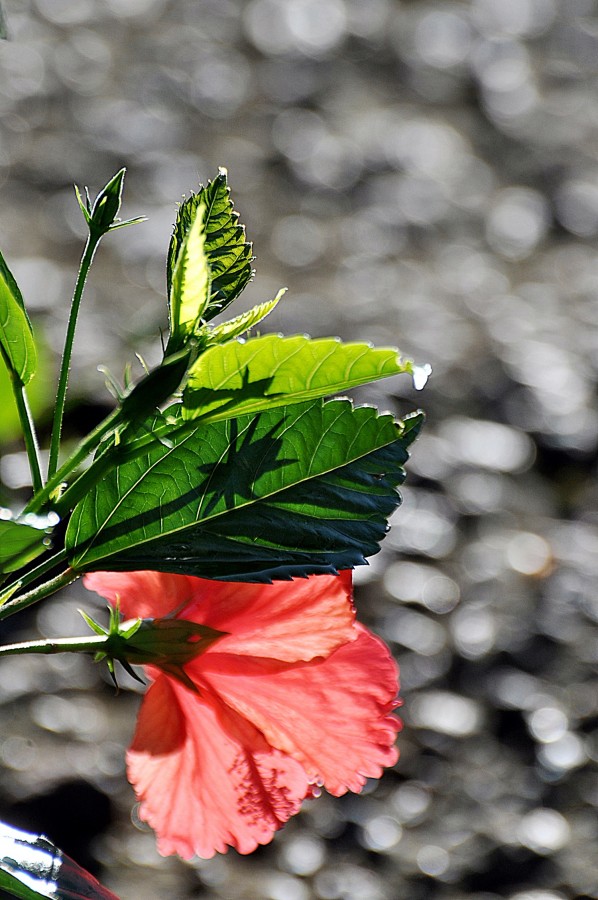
80;604;225;690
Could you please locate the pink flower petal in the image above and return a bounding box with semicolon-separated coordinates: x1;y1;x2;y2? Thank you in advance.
84;570;401;858
83;570;196;619
86;570;356;663
127;673;310;859
184;569;355;662
193;624;401;797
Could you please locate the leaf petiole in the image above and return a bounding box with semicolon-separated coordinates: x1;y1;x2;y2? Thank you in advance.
8;366;43;494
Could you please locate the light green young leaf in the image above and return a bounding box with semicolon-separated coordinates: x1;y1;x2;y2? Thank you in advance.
182;333;415;423
204;290;284;346
65;399;423;581
0;821;121;899
0;250;37;385
166;169;253;325
167;200;210;352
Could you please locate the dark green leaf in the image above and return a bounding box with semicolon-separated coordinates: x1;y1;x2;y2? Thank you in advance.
0;250;37;385
119;347;192;426
0;517;48;575
0;822;120;899
166;169;253;329
183;334;415;423
0;4;7;40
65;400;423;581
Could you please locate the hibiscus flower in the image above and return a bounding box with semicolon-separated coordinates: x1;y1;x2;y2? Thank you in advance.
84;570;401;859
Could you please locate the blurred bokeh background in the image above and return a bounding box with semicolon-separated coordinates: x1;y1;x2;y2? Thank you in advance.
1;1;598;897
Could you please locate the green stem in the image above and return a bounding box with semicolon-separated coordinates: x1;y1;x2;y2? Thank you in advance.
12;376;43;493
0;566;78;621
0;633;107;658
48;233;102;480
24;406;121;515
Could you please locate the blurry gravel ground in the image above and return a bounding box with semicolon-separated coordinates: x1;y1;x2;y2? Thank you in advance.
1;1;598;898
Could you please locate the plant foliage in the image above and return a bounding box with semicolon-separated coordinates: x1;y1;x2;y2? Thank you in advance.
0;166;428;897
0;250;36;385
0;167;426;603
166;169;254;346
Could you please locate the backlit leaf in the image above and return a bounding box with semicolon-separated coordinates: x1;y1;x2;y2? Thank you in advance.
167;201;210;352
204;291;284;346
166;169;253;324
0;250;36;385
182;334;415;423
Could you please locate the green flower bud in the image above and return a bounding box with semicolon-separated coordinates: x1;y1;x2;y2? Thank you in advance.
75;168;145;240
88;168;126;236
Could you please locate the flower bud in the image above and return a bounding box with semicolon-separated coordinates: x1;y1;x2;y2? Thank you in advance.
75;168;138;239
88;168;126;236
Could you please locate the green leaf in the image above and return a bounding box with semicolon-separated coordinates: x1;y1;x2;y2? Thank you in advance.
166;169;253;326
182;334;415;423
167;201;210;352
65;400;423;581
119;347;192;426
0;869;44;900
205;291;284;347
0;516;49;574
0;4;7;40
0;330;54;443
0;249;37;385
0;822;120;899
